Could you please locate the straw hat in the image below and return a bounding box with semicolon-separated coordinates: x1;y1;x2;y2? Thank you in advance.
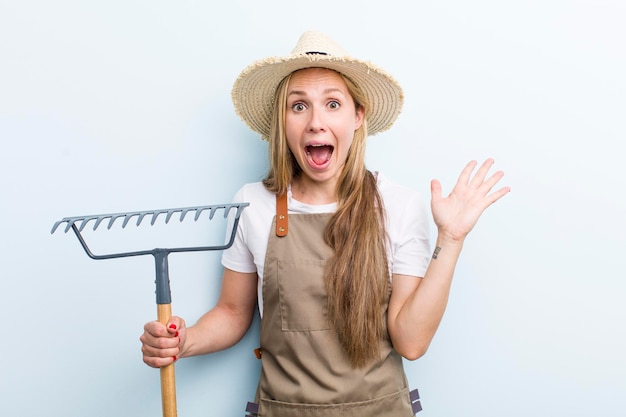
231;30;404;140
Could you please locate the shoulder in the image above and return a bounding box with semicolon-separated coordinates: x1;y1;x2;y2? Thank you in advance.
375;172;430;238
229;182;275;228
232;182;273;202
231;182;276;212
375;172;425;209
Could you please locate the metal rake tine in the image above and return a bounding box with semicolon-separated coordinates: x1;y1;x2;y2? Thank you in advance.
50;220;63;234
149;212;160;226
112;214;132;229
226;204;246;219
51;217;89;234
209;205;225;220
194;206;214;221
79;215;107;232
235;204;247;218
193;207;204;221
92;215;110;231
136;211;152;227
150;209;168;226
179;208;195;222
50;219;69;234
211;206;222;219
164;209;181;224
75;217;93;232
64;219;78;233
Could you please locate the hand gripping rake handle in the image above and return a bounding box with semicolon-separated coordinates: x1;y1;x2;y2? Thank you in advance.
51;203;249;417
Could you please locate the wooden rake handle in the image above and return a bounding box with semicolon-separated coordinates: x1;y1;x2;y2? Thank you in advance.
158;303;177;417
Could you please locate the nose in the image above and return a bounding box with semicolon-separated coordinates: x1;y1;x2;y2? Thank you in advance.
306;105;326;133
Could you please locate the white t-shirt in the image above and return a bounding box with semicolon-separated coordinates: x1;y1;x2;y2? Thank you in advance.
221;173;431;315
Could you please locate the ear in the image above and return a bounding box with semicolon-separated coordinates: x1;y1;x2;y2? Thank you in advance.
354;106;365;130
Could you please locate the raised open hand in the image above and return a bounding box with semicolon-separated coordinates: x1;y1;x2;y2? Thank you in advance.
431;158;510;242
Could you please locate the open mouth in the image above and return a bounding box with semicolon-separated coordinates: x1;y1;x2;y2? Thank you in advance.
305;144;334;167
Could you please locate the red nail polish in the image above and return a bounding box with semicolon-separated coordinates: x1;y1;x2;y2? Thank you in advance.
169;324;177;330
173;356;177;361
174;332;179;337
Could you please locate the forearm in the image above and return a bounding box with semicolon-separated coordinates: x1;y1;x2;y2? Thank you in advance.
179;269;257;358
389;235;464;360
180;303;254;358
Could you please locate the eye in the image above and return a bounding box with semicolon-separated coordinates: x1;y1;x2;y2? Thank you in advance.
291;102;306;112
328;100;340;110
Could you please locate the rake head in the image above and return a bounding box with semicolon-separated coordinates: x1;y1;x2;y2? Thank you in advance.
51;203;248;235
51;202;249;417
51;202;249;261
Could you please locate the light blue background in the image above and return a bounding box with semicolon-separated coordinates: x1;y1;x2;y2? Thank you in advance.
1;1;624;416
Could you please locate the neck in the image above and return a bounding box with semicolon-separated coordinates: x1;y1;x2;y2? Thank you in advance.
291;176;337;205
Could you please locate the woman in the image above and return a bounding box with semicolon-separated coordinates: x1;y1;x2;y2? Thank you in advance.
140;31;510;416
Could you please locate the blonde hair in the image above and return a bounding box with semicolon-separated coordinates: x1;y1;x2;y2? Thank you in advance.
263;70;389;367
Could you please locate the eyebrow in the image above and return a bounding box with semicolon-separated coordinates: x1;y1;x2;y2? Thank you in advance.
287;87;346;97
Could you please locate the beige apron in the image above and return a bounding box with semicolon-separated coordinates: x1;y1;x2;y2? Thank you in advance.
246;194;422;417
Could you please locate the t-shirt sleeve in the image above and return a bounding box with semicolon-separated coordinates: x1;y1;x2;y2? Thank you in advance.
221;186;257;274
388;189;431;278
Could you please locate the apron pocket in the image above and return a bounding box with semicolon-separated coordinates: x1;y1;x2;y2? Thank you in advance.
277;259;330;331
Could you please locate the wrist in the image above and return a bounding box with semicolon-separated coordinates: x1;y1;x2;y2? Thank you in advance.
431;233;464;259
435;230;466;247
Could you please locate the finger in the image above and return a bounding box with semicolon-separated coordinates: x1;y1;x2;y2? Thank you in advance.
142;343;180;360
140;322;180;349
477;169;505;195
143;330;181;348
140;332;181;368
143;320;170;337
430;179;442;202
143;352;178;368
166;317;185;336
484;186;511;208
468;158;495;188
456;160;478;187
141;337;180;356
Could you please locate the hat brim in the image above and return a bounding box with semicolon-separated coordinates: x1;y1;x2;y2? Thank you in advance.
232;54;404;140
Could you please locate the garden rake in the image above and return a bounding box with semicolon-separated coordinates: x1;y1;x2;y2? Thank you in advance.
51;202;249;417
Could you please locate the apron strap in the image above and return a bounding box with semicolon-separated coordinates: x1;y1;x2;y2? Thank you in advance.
410;388;423;414
275;192;288;237
244;401;259;417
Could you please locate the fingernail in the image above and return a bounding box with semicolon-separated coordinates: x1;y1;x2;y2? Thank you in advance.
169;324;177;330
174;332;179;337
173;356;177;362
